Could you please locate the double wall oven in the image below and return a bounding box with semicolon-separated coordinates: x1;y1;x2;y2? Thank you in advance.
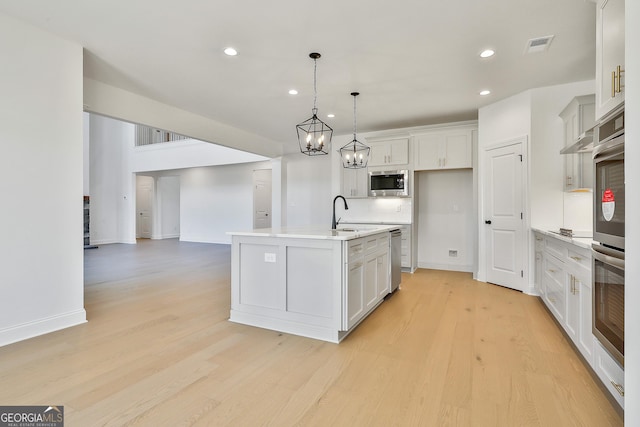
592;105;624;367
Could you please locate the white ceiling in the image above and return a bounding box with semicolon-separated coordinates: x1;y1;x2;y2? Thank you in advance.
0;0;596;154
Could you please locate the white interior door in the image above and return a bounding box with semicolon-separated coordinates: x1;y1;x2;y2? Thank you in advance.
253;169;272;229
483;141;526;291
136;175;154;239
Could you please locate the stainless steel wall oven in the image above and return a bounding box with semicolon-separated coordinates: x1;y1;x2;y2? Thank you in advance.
592;105;624;366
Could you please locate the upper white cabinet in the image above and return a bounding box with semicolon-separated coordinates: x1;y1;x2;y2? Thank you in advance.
559;95;595;191
341;167;368;198
367;138;409;167
414;129;473;170
595;0;625;121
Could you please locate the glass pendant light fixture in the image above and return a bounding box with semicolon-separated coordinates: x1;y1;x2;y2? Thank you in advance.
339;92;370;169
296;53;333;156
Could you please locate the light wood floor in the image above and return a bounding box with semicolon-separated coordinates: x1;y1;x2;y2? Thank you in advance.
0;239;622;426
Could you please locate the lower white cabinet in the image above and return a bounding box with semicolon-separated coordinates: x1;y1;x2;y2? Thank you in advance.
565;272;593;363
534;230;624;407
345;234;390;330
594;339;625;409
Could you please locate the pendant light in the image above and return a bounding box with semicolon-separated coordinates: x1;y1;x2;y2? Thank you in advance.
339;92;370;169
296;53;333;156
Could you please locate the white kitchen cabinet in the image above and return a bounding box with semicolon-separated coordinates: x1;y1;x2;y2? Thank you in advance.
559;95;595;191
399;225;412;269
566;272;593;363
594;339;625;409
345;233;390;329
414;129;472;170
534;232;544;294
534;231;618;404
376;251;390;299
538;232;594;362
346;256;365;330
595;0;625;121
542;253;566;322
342;166;368;198
367;138;409;167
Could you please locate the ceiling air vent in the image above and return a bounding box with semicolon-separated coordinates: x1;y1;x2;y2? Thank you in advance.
525;35;555;54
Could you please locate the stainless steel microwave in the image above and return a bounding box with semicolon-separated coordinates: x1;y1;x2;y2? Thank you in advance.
368;170;409;197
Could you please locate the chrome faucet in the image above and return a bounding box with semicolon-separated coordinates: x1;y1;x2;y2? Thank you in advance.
332;195;349;229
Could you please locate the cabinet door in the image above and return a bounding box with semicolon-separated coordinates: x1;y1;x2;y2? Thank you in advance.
577;275;594;362
368;143;389;167
388;139;409;165
566;274;579;342
414;134;442;170
346;261;365;329
596;0;625;120
342;167;367;198
442;133;472;169
376;252;389;299
542;255;566;322
364;254;379;311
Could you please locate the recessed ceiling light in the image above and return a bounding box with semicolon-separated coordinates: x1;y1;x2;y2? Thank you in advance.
288;89;298;95
480;49;495;58
223;47;238;56
480;90;491;96
327;113;335;118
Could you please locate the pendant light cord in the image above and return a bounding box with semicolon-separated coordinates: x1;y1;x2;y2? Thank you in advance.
353;94;357;141
312;57;318;114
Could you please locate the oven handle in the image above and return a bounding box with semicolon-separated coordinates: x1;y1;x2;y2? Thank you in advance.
592;243;625;270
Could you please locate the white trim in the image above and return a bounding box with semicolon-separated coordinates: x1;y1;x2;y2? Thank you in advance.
0;309;87;347
417;262;474;273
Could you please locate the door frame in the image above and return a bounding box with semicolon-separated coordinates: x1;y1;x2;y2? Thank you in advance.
478;136;532;294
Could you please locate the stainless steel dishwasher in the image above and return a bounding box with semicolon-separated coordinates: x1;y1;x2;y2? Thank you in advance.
390;229;402;292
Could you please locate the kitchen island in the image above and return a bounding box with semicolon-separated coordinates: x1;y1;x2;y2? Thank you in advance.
228;225;395;343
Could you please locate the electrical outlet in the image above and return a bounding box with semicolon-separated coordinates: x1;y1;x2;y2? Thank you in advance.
397;205;402;212
264;253;277;263
448;250;458;257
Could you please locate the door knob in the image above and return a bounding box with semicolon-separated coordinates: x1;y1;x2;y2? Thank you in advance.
485;220;492;224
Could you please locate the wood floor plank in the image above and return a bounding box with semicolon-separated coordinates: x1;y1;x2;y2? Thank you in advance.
0;239;623;426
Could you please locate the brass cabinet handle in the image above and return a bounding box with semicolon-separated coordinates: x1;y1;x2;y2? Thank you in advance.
570;256;581;262
612;70;617;98
611;381;625;397
548;269;556;273
549;296;556;303
617;65;624;94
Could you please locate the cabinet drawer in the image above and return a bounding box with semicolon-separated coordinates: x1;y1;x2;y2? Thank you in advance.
594;340;625;408
347;238;365;261
545;238;567;260
543;254;565;287
543;274;565;321
567;247;591;272
534;233;544;251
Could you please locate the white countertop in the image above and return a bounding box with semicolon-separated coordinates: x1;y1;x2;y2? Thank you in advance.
532;228;594;250
228;225;399;241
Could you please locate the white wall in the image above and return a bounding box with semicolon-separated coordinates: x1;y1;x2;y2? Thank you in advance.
477;90;532;282
284;154;333;227
132;139;268;173
530;80;595;231
625;0;639;422
477;81;595;284
0;14;86;346
179;161;272;244
417;170;474;272
156;176;180;239
88;114;136;244
84;78;283;159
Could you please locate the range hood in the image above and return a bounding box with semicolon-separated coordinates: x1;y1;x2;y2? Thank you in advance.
560;128;594;154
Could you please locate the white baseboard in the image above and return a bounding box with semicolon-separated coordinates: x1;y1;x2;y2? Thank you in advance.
417;261;474;273
151;234;180;240
179;235;231;245
0;309;87;347
90;238;119;245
